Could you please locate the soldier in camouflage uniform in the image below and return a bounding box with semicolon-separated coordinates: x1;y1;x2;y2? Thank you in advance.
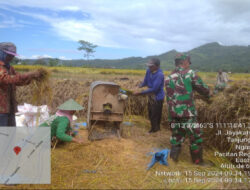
165;53;210;165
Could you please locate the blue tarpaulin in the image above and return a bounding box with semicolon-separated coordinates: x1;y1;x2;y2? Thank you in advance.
147;149;170;170
75;122;87;129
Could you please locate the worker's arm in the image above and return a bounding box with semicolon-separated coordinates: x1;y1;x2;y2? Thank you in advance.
140;73;164;95
11;67;32;86
0;66;31;85
55;117;73;142
139;70;149;88
191;72;210;98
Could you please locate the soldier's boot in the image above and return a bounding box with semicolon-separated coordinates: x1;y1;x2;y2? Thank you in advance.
170;145;181;162
190;146;214;167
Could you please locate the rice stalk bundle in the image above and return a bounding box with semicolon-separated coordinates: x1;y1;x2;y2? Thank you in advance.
197;82;250;170
31;68;53;106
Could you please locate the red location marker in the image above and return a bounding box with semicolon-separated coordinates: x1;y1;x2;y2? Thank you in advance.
13;146;21;155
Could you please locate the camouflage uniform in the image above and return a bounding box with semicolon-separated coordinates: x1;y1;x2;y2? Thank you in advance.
165;54;210;164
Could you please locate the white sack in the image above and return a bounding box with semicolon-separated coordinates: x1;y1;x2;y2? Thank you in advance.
15;103;50;127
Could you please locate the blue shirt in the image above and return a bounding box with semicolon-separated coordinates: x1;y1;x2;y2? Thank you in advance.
140;69;165;101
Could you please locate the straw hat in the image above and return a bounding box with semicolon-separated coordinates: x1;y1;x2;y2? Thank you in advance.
58;99;84;111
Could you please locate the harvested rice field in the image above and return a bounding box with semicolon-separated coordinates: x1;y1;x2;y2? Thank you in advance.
1;66;249;189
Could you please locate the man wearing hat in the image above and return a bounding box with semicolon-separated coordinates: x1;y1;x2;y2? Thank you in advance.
0;42;41;127
134;58;165;133
40;99;85;144
165;53;211;166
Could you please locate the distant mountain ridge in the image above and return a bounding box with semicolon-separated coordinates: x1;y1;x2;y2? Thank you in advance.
20;42;250;72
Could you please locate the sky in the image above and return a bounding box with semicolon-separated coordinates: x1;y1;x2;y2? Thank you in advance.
1;0;250;60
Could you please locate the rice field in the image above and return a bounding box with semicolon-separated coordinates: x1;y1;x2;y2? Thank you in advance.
3;65;249;189
13;65;250;84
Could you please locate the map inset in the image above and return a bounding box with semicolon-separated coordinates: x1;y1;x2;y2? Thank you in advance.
0;127;50;184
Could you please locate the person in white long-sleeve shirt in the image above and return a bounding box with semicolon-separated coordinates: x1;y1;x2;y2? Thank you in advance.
214;70;229;94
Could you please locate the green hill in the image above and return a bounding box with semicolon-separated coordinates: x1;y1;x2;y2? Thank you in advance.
18;42;250;72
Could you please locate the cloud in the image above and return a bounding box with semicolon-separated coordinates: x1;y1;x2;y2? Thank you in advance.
18;55;27;59
209;0;250;20
0;13;24;28
27;48;78;53
31;54;52;59
1;0;250;55
59;56;69;60
60;6;81;12
30;54;70;60
51;19;121;48
0;7;122;48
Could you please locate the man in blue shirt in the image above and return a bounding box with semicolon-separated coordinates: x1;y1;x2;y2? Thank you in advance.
134;58;165;133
